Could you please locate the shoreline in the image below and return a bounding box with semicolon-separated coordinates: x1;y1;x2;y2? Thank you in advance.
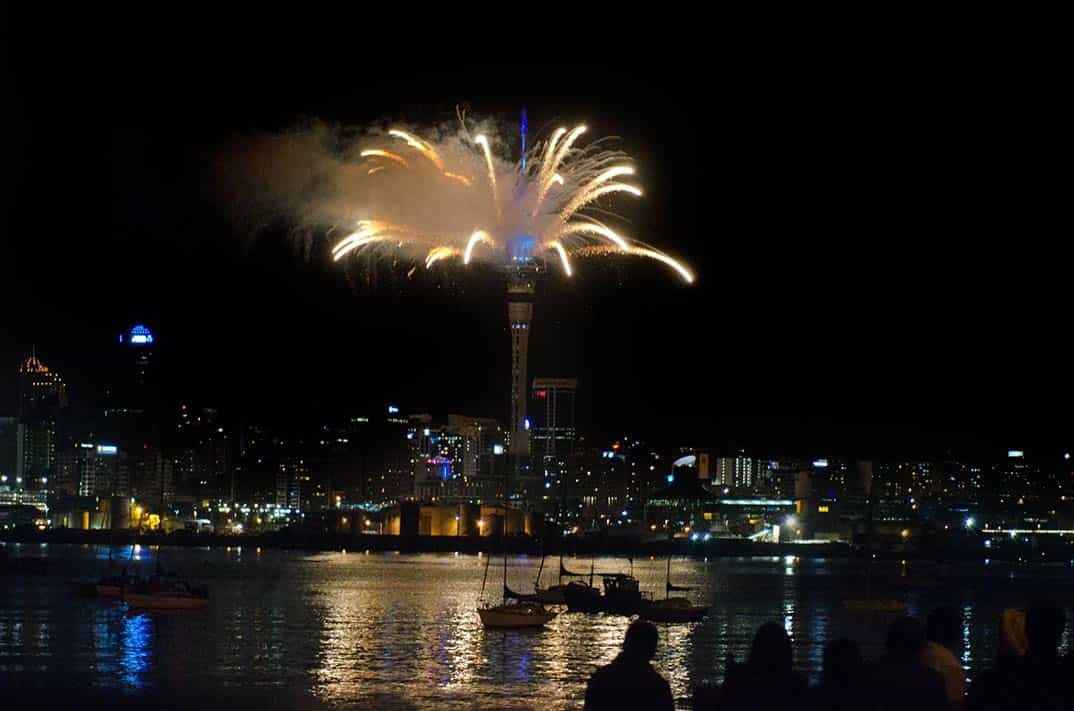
0;528;1044;562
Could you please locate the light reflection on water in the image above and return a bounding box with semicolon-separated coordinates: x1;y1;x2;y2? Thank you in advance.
1;544;1073;708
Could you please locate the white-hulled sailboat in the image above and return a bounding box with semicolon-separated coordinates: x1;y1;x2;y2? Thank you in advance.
477;518;556;628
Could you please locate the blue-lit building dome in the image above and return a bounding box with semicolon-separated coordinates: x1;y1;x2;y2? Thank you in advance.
121;324;155;346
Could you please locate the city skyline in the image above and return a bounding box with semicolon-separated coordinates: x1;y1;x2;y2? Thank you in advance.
4;47;1071;456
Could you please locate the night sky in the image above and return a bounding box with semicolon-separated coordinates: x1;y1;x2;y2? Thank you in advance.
2;21;1069;458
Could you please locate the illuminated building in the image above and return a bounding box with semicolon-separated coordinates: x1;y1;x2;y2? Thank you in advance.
76;443;128;497
0;417;16;482
531;378;577;461
16;352;67;488
644;470;719;534
410;414;505;502
173;405;229;499
714;451;756;491
275;459;311;510
131;445;174;509
117;324;156;388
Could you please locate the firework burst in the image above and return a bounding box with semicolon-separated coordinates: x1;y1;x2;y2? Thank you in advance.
327;118;694;284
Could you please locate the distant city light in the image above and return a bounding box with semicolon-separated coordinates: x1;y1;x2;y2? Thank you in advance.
1008;450;1024;458
523;418;531;430
666;474;674;483
965;516;975;529
387;405;400;414
97;445;118;455
1065;453;1071;461
812;459;829;468
493;444;504;455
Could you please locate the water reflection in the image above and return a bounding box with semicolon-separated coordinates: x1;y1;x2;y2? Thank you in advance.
3;547;1074;707
120;613;152;688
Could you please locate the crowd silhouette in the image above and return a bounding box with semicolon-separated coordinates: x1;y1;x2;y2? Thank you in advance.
585;602;1072;710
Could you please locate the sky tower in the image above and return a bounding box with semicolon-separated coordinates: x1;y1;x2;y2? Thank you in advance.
506;109;537;499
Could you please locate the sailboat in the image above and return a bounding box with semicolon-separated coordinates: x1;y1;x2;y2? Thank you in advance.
639;558;709;622
94;545;143;598
562;558;603;612
535;554;585;604
561;558;646;615
477;518;556;628
123;545;209;610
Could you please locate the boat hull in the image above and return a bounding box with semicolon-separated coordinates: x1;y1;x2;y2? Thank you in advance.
563;582;603;612
478;606;556;628
124;593;209;610
639;601;709;623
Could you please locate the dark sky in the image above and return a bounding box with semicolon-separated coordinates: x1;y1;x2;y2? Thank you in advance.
2;19;1069;458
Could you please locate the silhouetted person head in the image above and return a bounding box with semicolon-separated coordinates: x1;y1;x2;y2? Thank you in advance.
886;616;926;659
622;620;659;661
925;605;961;652
821;637;863;686
1025;600;1066;658
998;608;1027;658
748;622;792;674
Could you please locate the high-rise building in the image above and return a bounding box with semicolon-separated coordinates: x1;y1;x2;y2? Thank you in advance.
52;445;83;496
411;414;505;502
446;414;503;481
275;459;320;511
0;417;16;481
117;323;157;392
131;446;174;510
76;443;127;497
714;452;755;491
172;405;229;499
16;352;67;489
531;378;577;461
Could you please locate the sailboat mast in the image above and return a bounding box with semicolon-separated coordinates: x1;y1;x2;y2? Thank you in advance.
535;550;546;589
502;508;508;604
480;551;491;601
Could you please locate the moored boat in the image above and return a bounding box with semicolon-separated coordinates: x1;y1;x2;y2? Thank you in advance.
640;596;709;622
478;600;557;628
123;576;209;610
638;558;708;623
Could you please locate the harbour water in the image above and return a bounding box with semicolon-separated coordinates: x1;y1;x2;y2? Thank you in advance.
1;544;1072;708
